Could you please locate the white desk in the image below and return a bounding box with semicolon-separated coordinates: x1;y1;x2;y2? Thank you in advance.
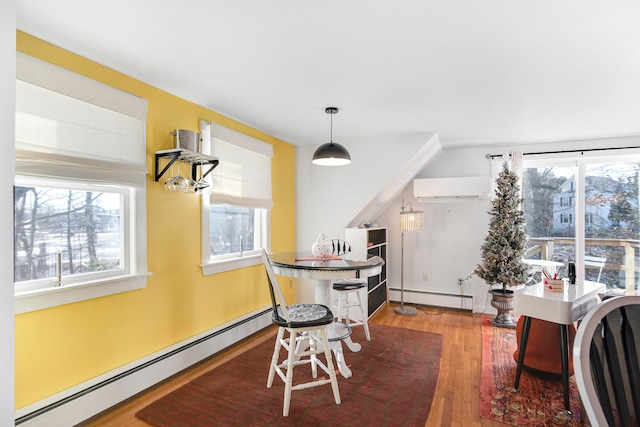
269;251;384;379
513;281;606;412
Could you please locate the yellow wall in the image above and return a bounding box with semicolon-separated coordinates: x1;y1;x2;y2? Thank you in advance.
14;31;296;409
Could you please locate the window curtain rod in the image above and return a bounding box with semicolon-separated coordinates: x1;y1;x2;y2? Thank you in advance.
485;145;640;160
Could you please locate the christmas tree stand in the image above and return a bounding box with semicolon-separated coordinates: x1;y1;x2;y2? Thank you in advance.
489;289;516;328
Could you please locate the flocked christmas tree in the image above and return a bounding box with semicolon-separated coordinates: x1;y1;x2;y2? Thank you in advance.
475;163;529;291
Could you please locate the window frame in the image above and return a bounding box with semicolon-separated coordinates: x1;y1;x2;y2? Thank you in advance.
14;176;130;288
199;121;273;276
14;175;150;314
14;53;150;313
200;199;270;276
522;150;640;287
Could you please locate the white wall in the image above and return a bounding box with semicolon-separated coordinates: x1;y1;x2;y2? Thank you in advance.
296;133;640;312
294;132;439;302
1;0;16;424
382;137;640;313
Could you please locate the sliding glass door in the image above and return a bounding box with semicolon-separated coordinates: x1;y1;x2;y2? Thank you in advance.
521;157;640;291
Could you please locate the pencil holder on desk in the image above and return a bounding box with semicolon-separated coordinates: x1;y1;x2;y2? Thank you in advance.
544;278;565;292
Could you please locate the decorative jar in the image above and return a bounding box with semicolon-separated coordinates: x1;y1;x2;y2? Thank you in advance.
311;233;332;257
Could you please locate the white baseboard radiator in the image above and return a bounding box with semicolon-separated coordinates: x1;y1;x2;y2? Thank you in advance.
15;307;272;427
388;287;475;312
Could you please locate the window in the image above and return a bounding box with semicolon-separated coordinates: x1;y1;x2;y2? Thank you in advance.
14;53;149;313
586;213;593;224
521;154;640;291
15;179;126;289
199;121;273;275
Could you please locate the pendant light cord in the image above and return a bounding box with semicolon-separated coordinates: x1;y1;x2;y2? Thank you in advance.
330;110;333;143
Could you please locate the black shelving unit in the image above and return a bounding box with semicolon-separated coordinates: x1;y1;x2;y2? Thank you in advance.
345;227;387;317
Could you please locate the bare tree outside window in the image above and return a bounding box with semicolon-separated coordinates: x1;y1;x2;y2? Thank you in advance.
209;205;256;256
14;184;122;283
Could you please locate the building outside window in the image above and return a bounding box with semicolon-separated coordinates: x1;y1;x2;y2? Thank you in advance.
522;156;640;291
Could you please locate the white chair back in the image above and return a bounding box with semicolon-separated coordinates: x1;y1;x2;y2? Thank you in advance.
584;255;606;282
574;295;640;427
261;248;290;323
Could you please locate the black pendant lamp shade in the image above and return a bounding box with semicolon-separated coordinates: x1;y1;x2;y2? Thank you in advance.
312;107;351;166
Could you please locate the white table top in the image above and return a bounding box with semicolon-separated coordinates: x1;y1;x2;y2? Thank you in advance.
523;258;565;270
514;281;606;324
269;251;384;281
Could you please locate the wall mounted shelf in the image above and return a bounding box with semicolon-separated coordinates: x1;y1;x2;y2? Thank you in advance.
154;148;219;182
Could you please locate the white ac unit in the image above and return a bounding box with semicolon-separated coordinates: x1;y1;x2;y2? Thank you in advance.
413;176;492;202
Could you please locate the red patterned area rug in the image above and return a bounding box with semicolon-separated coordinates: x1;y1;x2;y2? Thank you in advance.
480;317;587;426
136;324;443;427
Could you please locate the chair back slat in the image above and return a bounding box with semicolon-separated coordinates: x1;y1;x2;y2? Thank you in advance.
261;249;290;323
589;339;615;426
621;307;640;424
601;314;632;425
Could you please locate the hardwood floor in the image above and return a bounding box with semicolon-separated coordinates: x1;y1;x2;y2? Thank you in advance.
78;303;509;427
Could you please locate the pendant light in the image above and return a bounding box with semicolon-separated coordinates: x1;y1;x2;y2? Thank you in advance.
312;107;351;166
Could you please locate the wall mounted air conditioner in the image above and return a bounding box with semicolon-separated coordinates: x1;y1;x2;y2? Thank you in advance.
413;176;492;202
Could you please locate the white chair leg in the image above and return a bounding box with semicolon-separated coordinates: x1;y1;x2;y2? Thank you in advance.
267;327;285;388
268;323;343;417
283;330;297;417
309;332;318;378
336;291;345;322
320;328;341;405
343;294;352;325
356;290;371;341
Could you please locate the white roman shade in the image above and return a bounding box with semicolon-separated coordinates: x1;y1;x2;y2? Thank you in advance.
15;53;148;187
201;120;273;209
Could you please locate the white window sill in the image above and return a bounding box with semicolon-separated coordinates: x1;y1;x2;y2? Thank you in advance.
14;273;152;314
201;254;262;276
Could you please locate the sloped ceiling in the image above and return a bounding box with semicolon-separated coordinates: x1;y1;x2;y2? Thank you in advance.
15;1;640;150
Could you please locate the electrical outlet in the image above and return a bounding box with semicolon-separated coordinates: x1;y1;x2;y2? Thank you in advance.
458;278;463;287
423;273;428;281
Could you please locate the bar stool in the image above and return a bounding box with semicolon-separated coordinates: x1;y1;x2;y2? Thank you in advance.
261;249;341;417
330;239;371;341
333;280;371;341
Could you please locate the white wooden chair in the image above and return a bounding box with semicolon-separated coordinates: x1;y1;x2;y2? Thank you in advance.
585;255;606;283
330;239;371;341
574;295;640;427
261;249;341;416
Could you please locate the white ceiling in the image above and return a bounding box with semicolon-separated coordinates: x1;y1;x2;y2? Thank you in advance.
15;0;640;149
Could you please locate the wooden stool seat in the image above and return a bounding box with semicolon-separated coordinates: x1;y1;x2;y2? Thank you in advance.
513;317;576;375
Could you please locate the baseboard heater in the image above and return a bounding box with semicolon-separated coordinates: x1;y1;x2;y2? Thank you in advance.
15;307;272;427
388;287;475;312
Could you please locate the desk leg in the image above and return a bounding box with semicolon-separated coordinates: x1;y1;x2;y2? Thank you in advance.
559;324;571;412
514;316;531;389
